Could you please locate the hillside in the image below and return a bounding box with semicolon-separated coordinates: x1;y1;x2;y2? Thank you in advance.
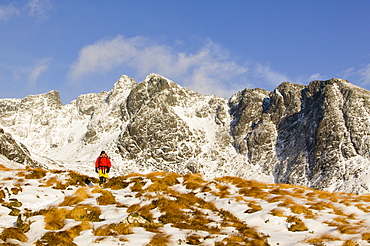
1;164;370;245
1;74;370;194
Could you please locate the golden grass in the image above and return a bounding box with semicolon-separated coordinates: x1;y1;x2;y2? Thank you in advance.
269;208;286;217
308;201;335;211
0;227;28;243
41;176;68;189
145;232;172;246
68;204;102;222
11;186;22;195
186;234;202;245
94;222;133;236
210;183;231;198
355;203;370;213
286;216;308;232
66;170;97;187
239;186;269;199
342;240;359;246
182;173;208;190
324;216;361;235
130;177;146;192
104;176;130;190
44;208;69;230
65;221;92;238
24;168;47;179
245;201;262;213
306;234;339;245
143;172;180;193
0;164;11;171
60;187;91;206
35;231;77;246
270;187;293;196
92;188;117;205
362;232;370;242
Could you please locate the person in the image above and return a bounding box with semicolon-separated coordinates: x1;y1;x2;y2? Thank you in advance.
95;151;111;186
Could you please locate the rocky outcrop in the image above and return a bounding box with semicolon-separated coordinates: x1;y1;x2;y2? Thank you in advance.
1;75;370;194
229;78;370;193
0;128;36;166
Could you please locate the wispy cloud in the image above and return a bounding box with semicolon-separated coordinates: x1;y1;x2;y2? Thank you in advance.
68;35;289;98
0;3;20;20
26;0;51;18
341;64;370;87
0;0;51;21
28;58;51;88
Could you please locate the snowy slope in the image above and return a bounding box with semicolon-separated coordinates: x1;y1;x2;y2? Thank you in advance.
1;165;370;245
1;75;370;194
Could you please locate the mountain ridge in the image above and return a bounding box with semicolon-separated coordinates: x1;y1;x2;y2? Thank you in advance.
0;74;370;194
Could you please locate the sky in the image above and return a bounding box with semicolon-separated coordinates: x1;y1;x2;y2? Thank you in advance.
1;0;370;104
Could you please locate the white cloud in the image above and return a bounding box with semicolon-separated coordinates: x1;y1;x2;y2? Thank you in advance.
0;3;20;20
25;0;51;18
340;64;370;87
28;58;51;88
68;35;290;98
0;0;51;21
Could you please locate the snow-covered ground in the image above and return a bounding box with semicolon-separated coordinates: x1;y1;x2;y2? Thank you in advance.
1;161;370;245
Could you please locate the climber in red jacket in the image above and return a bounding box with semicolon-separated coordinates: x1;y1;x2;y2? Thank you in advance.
95;151;111;186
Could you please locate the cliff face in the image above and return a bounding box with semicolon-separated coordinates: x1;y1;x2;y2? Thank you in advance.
229;78;370;193
1;75;370;193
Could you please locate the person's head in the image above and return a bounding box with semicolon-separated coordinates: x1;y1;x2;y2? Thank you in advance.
100;151;107;156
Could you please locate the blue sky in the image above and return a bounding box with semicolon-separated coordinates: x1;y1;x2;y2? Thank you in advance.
1;0;370;104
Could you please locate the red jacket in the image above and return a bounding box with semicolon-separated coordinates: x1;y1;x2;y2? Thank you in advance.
95;156;111;169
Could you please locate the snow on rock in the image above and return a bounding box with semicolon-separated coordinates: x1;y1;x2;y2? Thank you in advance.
1;75;370;194
1;167;370;245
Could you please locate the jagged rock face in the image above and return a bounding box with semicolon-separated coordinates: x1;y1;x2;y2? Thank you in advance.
1;75;370;194
118;74;246;177
229;78;370;193
0;128;36;166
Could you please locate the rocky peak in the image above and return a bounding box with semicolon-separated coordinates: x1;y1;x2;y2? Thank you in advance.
1;75;370;194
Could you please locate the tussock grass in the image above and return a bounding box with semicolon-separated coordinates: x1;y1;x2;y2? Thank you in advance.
65;221;92;238
41;176;68;189
186;234;202;245
239;186;269;199
60;187;91;206
145;232;172;246
10;187;22;195
92;187;117;205
342;240;359;246
308;201;335;211
127;203;155;222
305;233;341;244
269;208;286;217
213;183;231;198
143;172;180;192
182;173;208;190
130;177;146;192
245;201;262;213
24;168;47;179
362;232;370;242
0;164;11;171
270;187;293;196
146;172;179;189
105;176;130;190
35;231;77;246
44;208;69;230
286;216;308;232
355;203;370;213
67;170;96;187
94;222;133;236
68;204;102;222
325;216;361;235
0;227;28;243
